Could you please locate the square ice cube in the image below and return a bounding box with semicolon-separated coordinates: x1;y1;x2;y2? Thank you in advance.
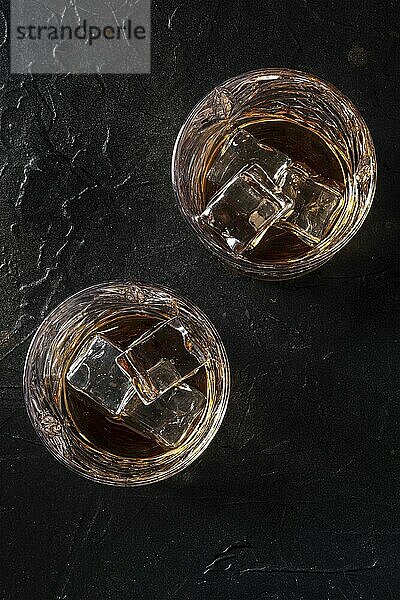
67;335;135;415
207;129;292;188
116;316;206;405
121;383;206;448
278;163;344;245
199;163;294;254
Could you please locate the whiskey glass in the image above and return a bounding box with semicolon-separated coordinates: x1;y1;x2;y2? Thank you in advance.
23;282;230;486
172;68;377;279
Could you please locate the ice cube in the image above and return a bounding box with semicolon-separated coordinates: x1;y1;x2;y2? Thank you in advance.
199;163;294;254
67;335;135;415
278;163;344;245
121;383;206;448
207;129;292;188
117;317;207;405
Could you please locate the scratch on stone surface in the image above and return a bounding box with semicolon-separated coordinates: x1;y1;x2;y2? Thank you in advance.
336;585;351;600
332;458;355;475
168;6;179;29
346;577;365;600
102;125;111;156
114;172;149;189
239;560;381;576
37;224;53;269
260;440;290;455
305;457;356;485
204;553;235;574
203;540;253;575
15;157;41;208
31;78;58;133
321;267;389;283
265;312;280;323
169;576;189;598
173;44;179;68
237;432;256;452
244;308;262;347
231;367;270;447
260;470;278;477
19;267;53;292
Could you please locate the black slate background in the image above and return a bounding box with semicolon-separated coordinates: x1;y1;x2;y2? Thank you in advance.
1;1;399;599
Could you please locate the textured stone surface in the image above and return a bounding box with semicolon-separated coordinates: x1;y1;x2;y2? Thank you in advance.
1;0;399;599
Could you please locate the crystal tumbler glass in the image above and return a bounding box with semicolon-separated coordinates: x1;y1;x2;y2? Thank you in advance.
172;68;376;279
23;282;230;486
